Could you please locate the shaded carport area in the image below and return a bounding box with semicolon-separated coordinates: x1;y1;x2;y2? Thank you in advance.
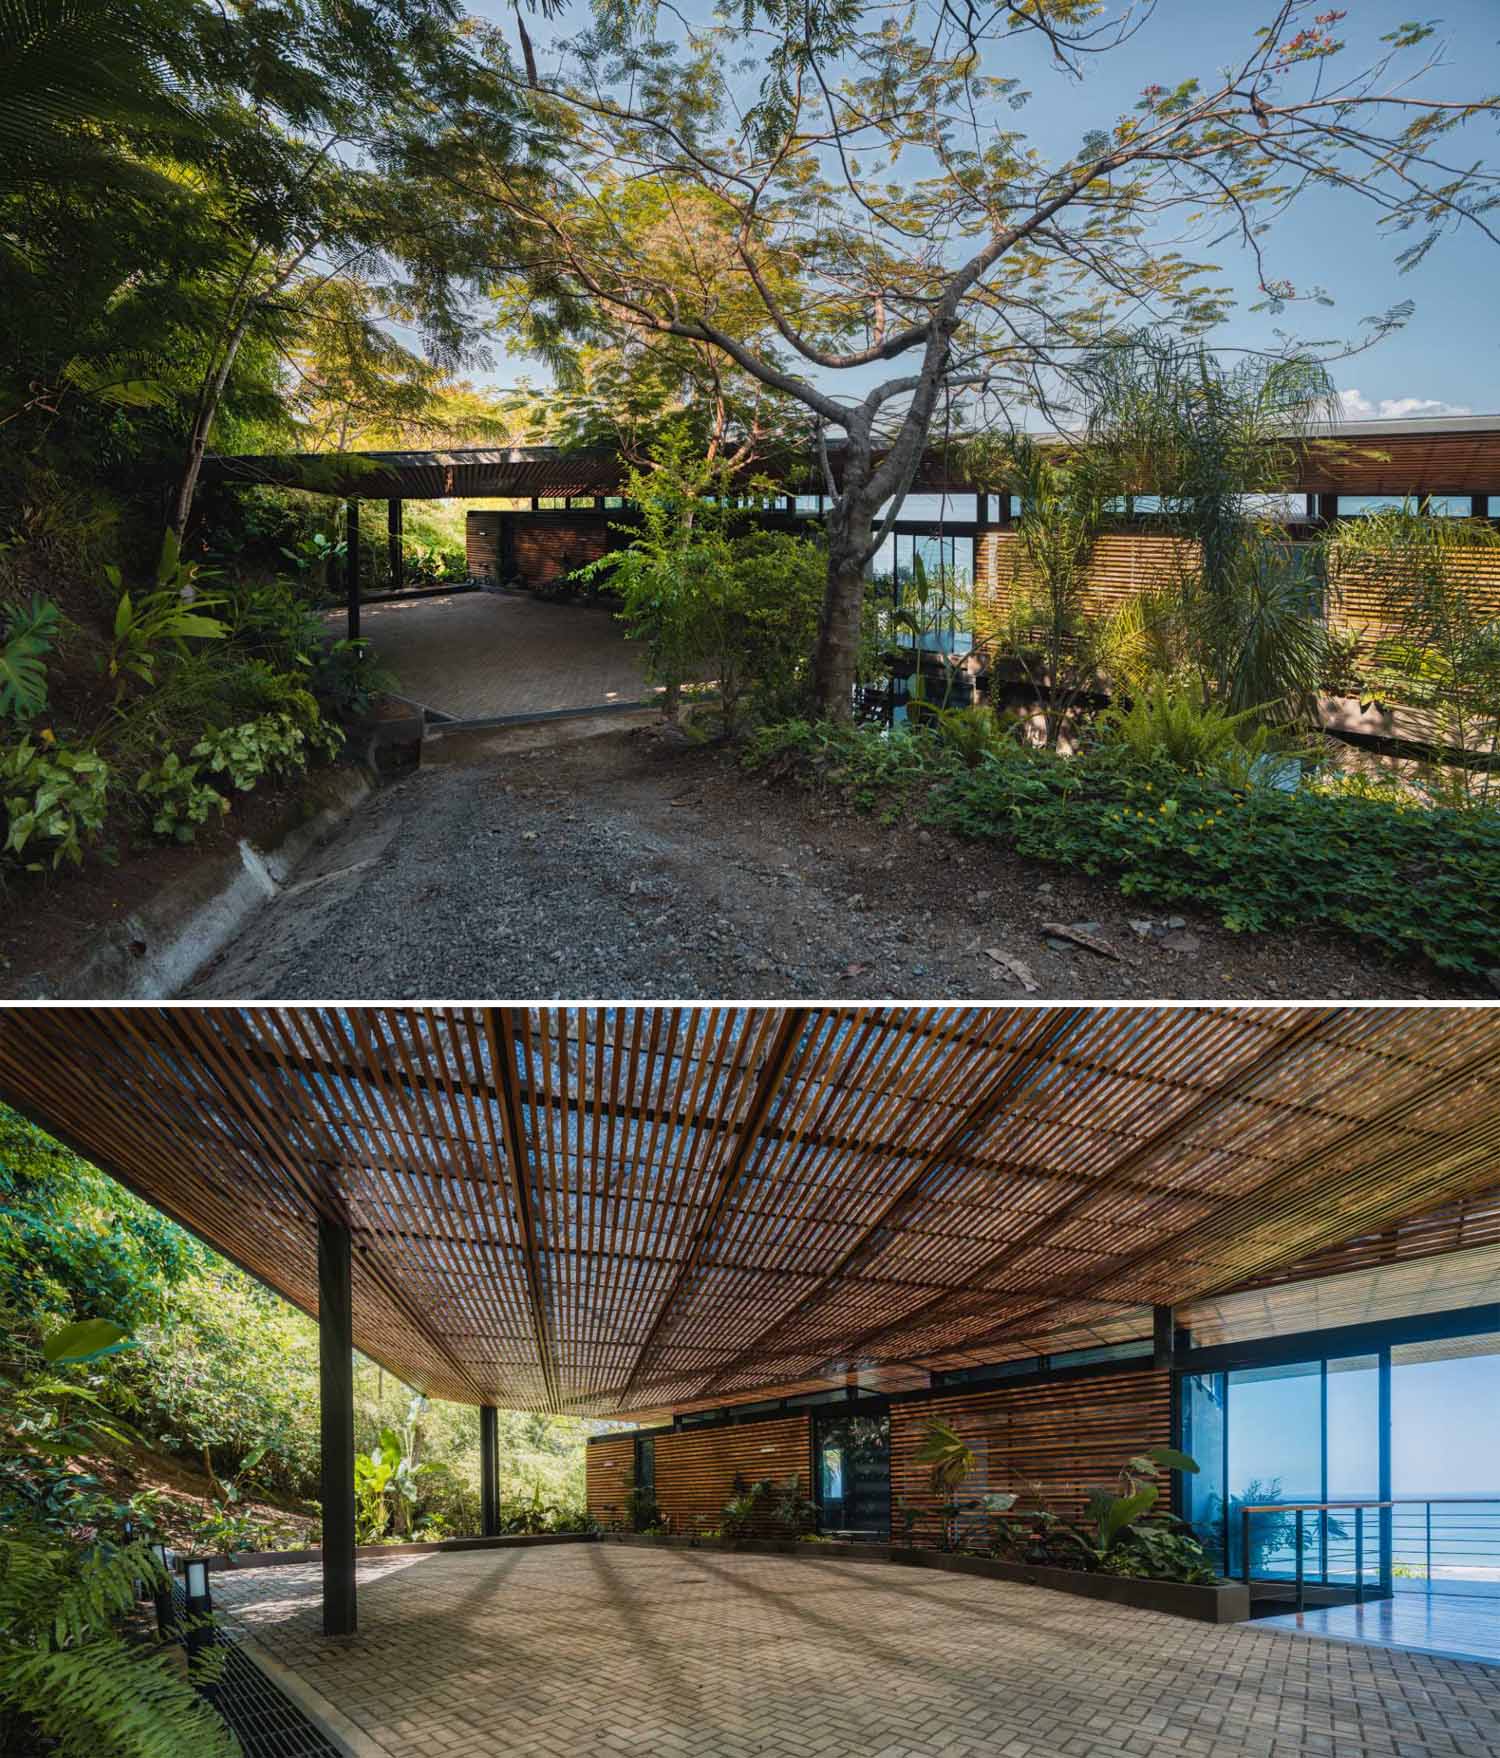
333;589;656;724
214;1544;1500;1758
201;444;668;725
7;1006;1500;1755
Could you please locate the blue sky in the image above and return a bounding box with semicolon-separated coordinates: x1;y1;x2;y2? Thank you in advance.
466;0;1500;419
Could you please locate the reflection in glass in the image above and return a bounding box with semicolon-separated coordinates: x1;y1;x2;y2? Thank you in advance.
816;1413;891;1539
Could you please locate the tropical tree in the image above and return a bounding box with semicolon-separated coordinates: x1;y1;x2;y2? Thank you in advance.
493;179;807;470
441;0;1500;716
1082;335;1339;720
976;433;1114;748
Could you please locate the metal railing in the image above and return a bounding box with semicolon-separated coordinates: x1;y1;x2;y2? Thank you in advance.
1239;1498;1500;1612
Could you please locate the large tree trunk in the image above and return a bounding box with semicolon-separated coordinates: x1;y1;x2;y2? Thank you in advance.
812;497;874;720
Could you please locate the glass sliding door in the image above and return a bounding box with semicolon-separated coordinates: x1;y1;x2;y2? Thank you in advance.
814;1412;891;1539
1391;1332;1500;1597
1227;1361;1324;1578
1182;1353;1381;1582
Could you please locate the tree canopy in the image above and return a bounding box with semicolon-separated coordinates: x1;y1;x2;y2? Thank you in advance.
430;0;1500;711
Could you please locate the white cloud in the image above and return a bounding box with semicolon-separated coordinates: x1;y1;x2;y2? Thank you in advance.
1338;389;1472;421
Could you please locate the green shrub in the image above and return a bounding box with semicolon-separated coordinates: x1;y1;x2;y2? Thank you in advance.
931;752;1500;973
1098;685;1284;774
0;596;61;721
0;1531;237;1758
742;717;957;821
311;639;398;719
101;534;227;700
135;754;228;843
191;704;340;794
1;739;110;868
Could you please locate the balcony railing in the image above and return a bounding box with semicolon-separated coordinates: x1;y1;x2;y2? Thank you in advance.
1239;1498;1500;1611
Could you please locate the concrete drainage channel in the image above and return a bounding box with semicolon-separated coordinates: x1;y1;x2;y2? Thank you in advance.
22;693;665;999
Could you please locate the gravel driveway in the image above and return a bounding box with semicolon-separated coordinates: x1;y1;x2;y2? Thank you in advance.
184;717;1484;1000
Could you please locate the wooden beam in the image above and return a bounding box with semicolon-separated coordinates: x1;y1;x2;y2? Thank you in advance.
345;500;360;641
387;498;403;590
616;1008;811;1406
486;1008;560;1411
691;1007;1089;1399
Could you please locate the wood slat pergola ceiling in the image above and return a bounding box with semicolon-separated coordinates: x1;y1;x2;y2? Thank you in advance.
4;1006;1500;1417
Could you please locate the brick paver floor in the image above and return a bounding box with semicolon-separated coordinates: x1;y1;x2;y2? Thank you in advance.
213;1544;1500;1758
337;591;656;721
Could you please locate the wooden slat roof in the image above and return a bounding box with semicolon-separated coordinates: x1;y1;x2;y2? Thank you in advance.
198;417;1500;500
3;1005;1499;1416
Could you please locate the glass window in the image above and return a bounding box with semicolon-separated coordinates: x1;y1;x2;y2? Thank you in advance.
1239;492;1307;520
1421;496;1475;517
1391;1332;1500;1596
1227;1361;1323;1577
1182;1371;1227;1572
876;493;977;523
815;1413;891;1539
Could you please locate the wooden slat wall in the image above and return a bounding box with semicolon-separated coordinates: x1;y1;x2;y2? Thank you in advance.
974;530;1198;638
1329;543;1500;652
466;511;501;580
651;1415;812;1535
890;1367;1171;1532
585;1434;637;1525
975;525;1500;662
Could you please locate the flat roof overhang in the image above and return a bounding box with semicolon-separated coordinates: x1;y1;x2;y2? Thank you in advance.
4;1006;1500;1421
198;416;1500;501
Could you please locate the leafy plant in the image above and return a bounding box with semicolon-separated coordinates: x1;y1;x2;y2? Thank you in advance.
101;533;226;699
1099;685;1290;779
771;1472;816;1538
0;1530;239;1758
191;708;337;794
1085;1447;1199;1555
311;639;398;720
932;703;1018;769
278;531;345;590
1;738;110;869
135;754;228;842
0;594;60;721
719;1476;773;1543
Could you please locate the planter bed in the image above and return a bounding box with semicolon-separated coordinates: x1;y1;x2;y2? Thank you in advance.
603;1532;1248;1622
207;1531;595;1572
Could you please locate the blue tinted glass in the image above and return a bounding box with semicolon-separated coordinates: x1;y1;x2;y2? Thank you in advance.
1228;1361;1322;1577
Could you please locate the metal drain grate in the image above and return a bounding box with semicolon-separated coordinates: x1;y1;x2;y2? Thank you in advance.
212;1640;343;1758
170;1581;343;1757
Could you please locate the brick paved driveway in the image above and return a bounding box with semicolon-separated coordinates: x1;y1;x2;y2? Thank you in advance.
338;591;655;721
213;1543;1500;1758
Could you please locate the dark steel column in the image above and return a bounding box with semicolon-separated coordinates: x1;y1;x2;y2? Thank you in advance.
318;1213;356;1636
387;499;403;591
480;1405;499;1537
345;500;361;642
1153;1303;1175;1371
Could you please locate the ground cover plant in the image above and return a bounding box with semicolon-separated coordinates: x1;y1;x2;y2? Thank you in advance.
744;716;1500;976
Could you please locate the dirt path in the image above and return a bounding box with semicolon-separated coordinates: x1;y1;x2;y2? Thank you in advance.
182;718;1482;1000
